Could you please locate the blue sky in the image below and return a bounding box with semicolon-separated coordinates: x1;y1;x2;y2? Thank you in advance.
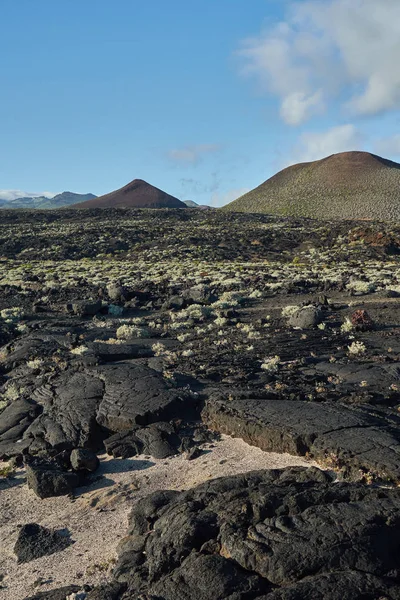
1;0;400;205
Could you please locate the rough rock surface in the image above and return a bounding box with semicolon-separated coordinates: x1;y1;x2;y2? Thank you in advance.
70;448;99;472
0;398;40;457
24;587;81;600
108;467;400;599
25;458;79;499
14;523;73;563
96;361;193;430
0;342;192;464
203;397;400;481
287;305;323;329
26;373;103;454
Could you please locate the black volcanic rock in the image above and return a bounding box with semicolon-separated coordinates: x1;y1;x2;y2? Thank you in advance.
202;398;400;482
74;179;186;209
14;523;73;563
96;361;193;430
25;458;79;499
110;467;400;599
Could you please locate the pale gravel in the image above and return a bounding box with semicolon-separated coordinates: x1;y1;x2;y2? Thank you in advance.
0;435;317;600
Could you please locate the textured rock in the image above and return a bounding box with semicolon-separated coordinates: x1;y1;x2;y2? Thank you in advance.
26;458;79;499
24;372;104;453
107;283;128;302
0;398;40;458
14;523;73;563
70;448;99;472
96;361;193;430
70;300;102;316
202;397;400;482
183;284;215;305
104;430;144;459
135;422;180;459
110;468;400;599
163;295;186;310
288;306;323;329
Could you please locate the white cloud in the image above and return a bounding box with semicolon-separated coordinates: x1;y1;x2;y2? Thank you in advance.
0;189;56;201
167;144;221;166
238;0;400;124
280;90;324;126
286;124;364;166
374;134;400;157
210;188;250;207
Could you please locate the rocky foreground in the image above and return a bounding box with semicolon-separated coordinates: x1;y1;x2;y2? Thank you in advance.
1;209;400;599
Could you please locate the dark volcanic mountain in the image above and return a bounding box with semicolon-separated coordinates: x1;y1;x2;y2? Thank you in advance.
74;179;186;209
223;151;400;220
0;192;97;209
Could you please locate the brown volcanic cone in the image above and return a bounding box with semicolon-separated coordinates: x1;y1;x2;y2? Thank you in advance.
223;151;400;220
74;179;186;209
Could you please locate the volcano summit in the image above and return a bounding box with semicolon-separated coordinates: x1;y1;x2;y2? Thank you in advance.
74;178;186;209
224;151;400;220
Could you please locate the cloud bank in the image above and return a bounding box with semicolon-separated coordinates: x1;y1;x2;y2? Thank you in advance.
238;0;400;125
0;190;56;201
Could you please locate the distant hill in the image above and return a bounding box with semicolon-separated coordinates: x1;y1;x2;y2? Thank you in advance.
183;200;213;210
74;179;186;209
0;192;97;209
223;151;400;220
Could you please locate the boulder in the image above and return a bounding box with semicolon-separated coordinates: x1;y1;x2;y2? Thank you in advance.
135;422;180;459
288;305;323;329
25;458;79;499
106;283;128;302
183;284;215;305
70;300;102;316
163;295;186;310
14;523;73;563
112;468;400;599
104;430;144;459
70;448;99;472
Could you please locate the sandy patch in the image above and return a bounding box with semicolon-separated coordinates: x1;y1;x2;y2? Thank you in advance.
0;435;317;600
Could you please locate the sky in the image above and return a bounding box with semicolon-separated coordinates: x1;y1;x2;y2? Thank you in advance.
1;0;400;206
